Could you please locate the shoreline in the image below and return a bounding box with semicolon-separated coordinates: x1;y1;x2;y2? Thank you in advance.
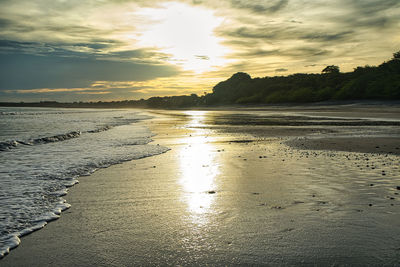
2;108;400;265
1;99;400;111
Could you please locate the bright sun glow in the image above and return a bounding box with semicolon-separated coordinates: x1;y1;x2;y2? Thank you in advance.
179;111;219;218
136;2;230;73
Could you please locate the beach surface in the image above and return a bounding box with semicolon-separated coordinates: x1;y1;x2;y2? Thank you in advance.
2;105;400;266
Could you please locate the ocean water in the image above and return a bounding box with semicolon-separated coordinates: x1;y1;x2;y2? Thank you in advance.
0;107;168;258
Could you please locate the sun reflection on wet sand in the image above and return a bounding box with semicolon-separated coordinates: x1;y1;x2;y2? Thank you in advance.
179;111;219;218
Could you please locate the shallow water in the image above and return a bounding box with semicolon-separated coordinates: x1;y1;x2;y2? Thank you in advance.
134;109;400;265
0;107;168;258
174;145;400;265
2;107;400;265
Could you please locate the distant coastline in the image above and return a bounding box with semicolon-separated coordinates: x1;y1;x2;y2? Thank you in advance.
2;52;399;109
1;100;400;110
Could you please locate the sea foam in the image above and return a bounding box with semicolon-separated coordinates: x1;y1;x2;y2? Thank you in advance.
0;107;169;258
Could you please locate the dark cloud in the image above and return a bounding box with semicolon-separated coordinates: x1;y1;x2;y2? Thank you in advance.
44;25;104;35
0;18;11;27
110;49;172;61
233;46;330;61
233;49;280;58
275;68;288;72
0;40;171;63
76;43;111;50
0;17;35;33
221;38;262;49
284;47;331;58
320;0;400;30
0;39;117;57
221;26;281;40
221;26;354;45
0;40;50;55
300;31;354;42
0;46;180;90
0;39;35;48
230;0;289;14
340;15;395;29
348;0;400;15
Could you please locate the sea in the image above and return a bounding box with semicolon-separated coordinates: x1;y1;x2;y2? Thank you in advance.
0;107;168;258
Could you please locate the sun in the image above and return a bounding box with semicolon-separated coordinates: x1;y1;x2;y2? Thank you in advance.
136;2;230;73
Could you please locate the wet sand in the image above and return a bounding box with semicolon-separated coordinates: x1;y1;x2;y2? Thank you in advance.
288;136;400;155
2;106;400;266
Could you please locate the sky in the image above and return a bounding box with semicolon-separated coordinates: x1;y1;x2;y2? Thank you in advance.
0;0;399;102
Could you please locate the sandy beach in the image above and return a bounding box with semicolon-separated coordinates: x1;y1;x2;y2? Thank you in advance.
2;105;400;266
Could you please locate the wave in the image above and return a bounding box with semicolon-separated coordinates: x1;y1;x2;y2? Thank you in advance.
0;145;169;259
0;110;117;116
87;126;111;133
0;131;81;151
0;123;138;151
0;111;78;116
0;199;71;259
0;108;162;259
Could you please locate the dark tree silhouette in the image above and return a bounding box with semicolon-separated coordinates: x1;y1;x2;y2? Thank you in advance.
393;51;400;59
322;65;340;74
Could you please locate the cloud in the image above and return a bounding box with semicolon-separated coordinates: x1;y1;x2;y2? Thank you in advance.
219;26;355;45
7;88;93;94
300;31;354;43
195;55;210;60
0;18;35;33
275;68;288;72
229;0;289;14
0;49;180;90
220;26;280;40
284;47;331;58
348;0;400;15
76;91;111;95
0;39;119;57
109;49;173;62
232;49;280;58
0;0;399;101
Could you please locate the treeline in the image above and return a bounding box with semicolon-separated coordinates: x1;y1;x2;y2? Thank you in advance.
0;95;201;109
203;51;400;105
2;51;400;108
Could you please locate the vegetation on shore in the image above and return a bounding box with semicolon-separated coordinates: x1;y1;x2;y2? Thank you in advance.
2;51;400;108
